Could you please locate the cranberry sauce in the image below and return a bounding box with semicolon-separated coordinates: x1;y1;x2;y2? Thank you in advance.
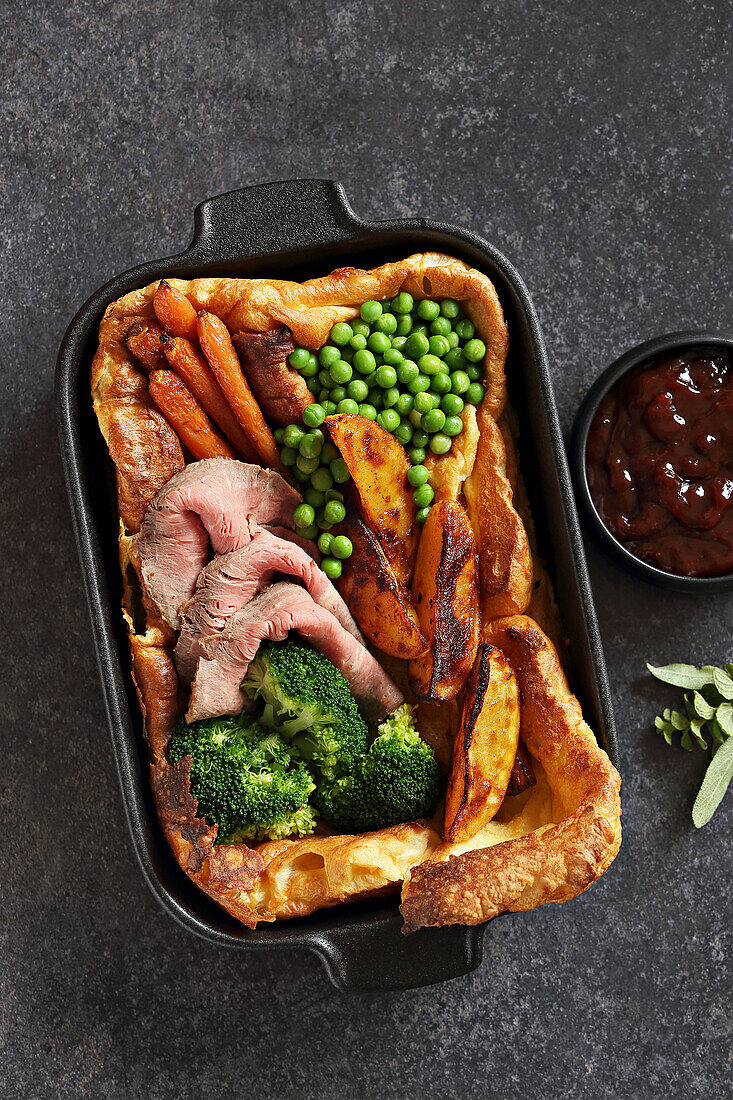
586;346;733;577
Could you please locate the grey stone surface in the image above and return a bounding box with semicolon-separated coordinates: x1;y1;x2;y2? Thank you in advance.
2;1;732;1097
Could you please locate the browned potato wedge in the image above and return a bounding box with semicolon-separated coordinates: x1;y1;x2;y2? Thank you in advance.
443;644;520;843
409;500;479;701
336;517;428;659
325;414;418;585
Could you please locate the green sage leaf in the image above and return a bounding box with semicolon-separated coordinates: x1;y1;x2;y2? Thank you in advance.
715;702;733;739
692;738;733;827
691;691;716;721
710;667;733;701
670;710;690;731
689;717;708;750
647;663;715;690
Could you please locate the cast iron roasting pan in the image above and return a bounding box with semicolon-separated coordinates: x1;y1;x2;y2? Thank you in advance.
56;179;618;991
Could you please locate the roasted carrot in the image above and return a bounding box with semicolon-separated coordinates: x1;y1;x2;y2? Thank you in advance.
153;280;198;340
197;311;279;466
148;370;236;461
125;320;165;372
160;334;256;460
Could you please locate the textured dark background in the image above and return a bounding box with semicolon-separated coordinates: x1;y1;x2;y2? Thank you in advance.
2;1;732;1097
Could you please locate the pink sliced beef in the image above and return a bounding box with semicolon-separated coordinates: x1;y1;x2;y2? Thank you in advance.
134;459;300;628
187;581;404;724
175;529;364;684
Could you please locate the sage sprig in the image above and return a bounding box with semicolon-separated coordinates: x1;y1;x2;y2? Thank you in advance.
648;661;733;826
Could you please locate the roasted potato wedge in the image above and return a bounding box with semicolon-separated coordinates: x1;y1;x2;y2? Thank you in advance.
325;414;418;585
336;517;428;659
409;499;479;702
443;644;520;843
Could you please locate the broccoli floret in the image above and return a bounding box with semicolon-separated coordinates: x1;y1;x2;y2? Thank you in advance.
241;638;367;779
312;705;444;833
168;713;316;844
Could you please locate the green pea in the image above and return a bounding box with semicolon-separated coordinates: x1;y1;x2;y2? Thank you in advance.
429;432;452;455
395;315;412;336
411;322;429;338
322;442;339;463
416;506;432;525
289;347;311;370
319;344;341;368
360;300;382;323
466;364;482;381
392;292;414;314
466;382;486;405
350;333;368;351
404;331;430;359
377;409;400;433
391;336;408;352
409;409;423;429
306;378;321;394
455;319;475;341
321;556;342;580
412;428;429;449
440;298;460;318
330;322;353;347
323;400;337;415
382;347;404;366
330;360;352;385
368;388;384;409
273;427;286;445
447;331;460;349
407;446;427;464
375;364;397;389
417;299;440;320
407;373;430;394
463;338;486;363
303;403;326;428
382;387;400;408
311;466;334;493
324;499;347;525
413;483;435;508
395;392;414;417
283;424;305;448
330;458;351;484
431;371;452;395
340;346;354;365
296;453;320;475
330;386;347;404
444;348;467;371
441;393;465;416
292;467;310;484
375;312;397;335
294;503;315;529
318;369;333;390
337;398;359;415
368;330;391;355
428;335;450;358
353;349;377;375
280;446;298;467
298;522;319;540
316;510;334;531
417;353;443;376
414;390;434;415
352;319;370;338
347;378;369;402
407;464;429;488
421;408;446;433
393;421;413;446
331;535;353;560
397;359;419;385
325;488;344;502
318;531;334;554
430;316;452;337
305;487;325;508
450;370;471;395
299;358;319;380
443;415;464;437
358;403;377;420
299;432;323;459
317;388;329;404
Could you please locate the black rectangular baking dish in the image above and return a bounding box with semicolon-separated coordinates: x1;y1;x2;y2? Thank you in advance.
56;179;618;991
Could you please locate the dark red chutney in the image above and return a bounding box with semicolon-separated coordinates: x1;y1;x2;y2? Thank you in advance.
586;347;733;577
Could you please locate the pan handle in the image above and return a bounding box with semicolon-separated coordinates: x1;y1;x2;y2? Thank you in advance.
185;179;364;264
309;919;485;992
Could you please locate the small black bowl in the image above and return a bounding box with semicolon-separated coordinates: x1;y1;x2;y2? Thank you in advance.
571;330;733;594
